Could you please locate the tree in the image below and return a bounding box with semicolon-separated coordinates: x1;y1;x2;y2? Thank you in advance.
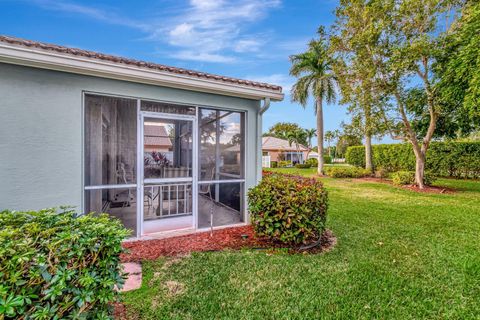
436;1;480;131
332;0;464;188
263;122;304;141
331;0;393;173
335;122;363;158
287;129;307;164
290;26;337;175
304;128;317;158
324;130;336;158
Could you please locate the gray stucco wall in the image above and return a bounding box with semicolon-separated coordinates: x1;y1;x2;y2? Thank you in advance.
0;62;260;212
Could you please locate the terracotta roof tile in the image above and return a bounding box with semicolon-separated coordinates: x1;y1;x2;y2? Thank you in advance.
0;35;282;93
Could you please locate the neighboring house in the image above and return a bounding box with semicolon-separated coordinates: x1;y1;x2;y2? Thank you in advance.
0;36;283;237
307;151;319;159
262;136;308;166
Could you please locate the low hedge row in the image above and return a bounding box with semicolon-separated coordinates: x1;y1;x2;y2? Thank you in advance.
345;142;480;178
295;163;312;169
0;208;130;319
391;171;437;186
249;172;328;244
324;166;371;178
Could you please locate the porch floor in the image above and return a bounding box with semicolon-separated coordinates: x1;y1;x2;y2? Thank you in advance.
106;195;242;235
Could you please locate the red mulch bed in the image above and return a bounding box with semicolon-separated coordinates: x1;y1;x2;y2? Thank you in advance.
121;225;336;262
358;177;456;194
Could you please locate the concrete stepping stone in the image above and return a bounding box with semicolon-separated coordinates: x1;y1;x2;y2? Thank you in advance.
121;262;142;292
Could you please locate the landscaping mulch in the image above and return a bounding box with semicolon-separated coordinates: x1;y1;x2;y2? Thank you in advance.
358;177;456;194
121;226;336;262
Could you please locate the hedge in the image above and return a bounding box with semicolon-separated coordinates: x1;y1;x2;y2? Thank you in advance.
391;171;437;186
345;142;480;178
0;208;130;319
248;172;328;244
324;166;371;178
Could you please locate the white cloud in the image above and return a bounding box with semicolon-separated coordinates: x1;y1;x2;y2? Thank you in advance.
26;0;282;63
156;0;281;62
234;39;262;53
172;51;236;63
29;0;150;31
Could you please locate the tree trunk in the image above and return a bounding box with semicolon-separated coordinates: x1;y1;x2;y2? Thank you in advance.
413;148;426;189
316;98;324;175
365;133;373;173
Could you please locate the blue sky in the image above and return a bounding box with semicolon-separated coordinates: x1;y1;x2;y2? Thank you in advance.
0;0;371;143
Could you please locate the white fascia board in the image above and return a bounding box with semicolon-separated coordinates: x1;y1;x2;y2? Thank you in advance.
0;44;284;101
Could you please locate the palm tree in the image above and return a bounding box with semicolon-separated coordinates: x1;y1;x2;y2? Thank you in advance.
290;26;337;175
304;128;317;159
287;129;306;164
324;130;335;158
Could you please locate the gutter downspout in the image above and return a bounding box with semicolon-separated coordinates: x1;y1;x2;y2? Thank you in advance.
257;97;271;183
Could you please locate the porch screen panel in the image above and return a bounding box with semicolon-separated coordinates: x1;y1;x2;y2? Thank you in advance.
85;188;137;233
198;107;245;228
197;182;244;228
84;95;137;186
84;94;137;235
199;108;245;181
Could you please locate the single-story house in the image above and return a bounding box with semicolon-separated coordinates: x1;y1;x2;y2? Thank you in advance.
0;35;283;237
262;136;308;166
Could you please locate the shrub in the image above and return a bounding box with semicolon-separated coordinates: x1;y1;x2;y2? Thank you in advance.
391;171;437;186
391;171;414;185
0;208;130;319
295;163;311;169
278;160;292;168
248;173;328;244
324;166;371;178
345;142;480;178
306;157;318;167
324;155;332;164
271;161;278;168
374;167;390;179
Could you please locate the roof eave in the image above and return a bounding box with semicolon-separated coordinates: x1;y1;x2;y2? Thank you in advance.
0;43;284;101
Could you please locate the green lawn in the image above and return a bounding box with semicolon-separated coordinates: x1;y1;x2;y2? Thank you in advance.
123;169;480;319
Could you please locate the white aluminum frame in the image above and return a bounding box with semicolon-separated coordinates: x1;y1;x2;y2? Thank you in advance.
138;111;197;236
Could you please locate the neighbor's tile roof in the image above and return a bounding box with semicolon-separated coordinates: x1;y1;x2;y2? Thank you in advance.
144;125;172;148
0;35;282;93
262;136;308;151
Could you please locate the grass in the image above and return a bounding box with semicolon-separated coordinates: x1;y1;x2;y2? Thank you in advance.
123;168;480;319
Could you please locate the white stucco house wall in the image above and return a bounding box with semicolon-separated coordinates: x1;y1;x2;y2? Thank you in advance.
0;36;284;237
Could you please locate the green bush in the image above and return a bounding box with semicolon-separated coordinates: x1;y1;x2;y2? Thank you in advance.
306;157;318;167
248;173;328;244
278;160;292;168
324;166;371;178
324;155;332;164
270;161;278;168
295;163;311;169
391;171;437;186
391;171;414;185
0;208;130;319
345;142;480;178
374;167;390;179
